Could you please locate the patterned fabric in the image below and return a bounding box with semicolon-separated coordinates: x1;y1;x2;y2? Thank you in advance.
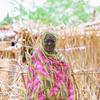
26;48;74;100
26;33;74;100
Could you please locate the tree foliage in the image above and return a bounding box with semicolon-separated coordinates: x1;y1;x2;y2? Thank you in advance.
0;14;13;25
0;0;100;26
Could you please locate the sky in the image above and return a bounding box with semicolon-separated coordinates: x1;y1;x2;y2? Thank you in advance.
0;0;100;22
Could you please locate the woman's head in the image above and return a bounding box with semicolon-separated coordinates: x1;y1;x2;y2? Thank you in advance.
42;32;56;53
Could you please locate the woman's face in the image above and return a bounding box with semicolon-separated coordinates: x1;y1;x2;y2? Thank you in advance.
44;34;56;52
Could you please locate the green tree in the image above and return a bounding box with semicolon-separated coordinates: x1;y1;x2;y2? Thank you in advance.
30;0;92;25
0;14;13;25
0;0;100;26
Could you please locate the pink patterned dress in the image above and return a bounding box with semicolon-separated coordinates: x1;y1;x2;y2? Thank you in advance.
26;48;74;100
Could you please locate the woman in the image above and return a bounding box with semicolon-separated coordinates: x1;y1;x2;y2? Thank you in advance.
26;32;74;100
